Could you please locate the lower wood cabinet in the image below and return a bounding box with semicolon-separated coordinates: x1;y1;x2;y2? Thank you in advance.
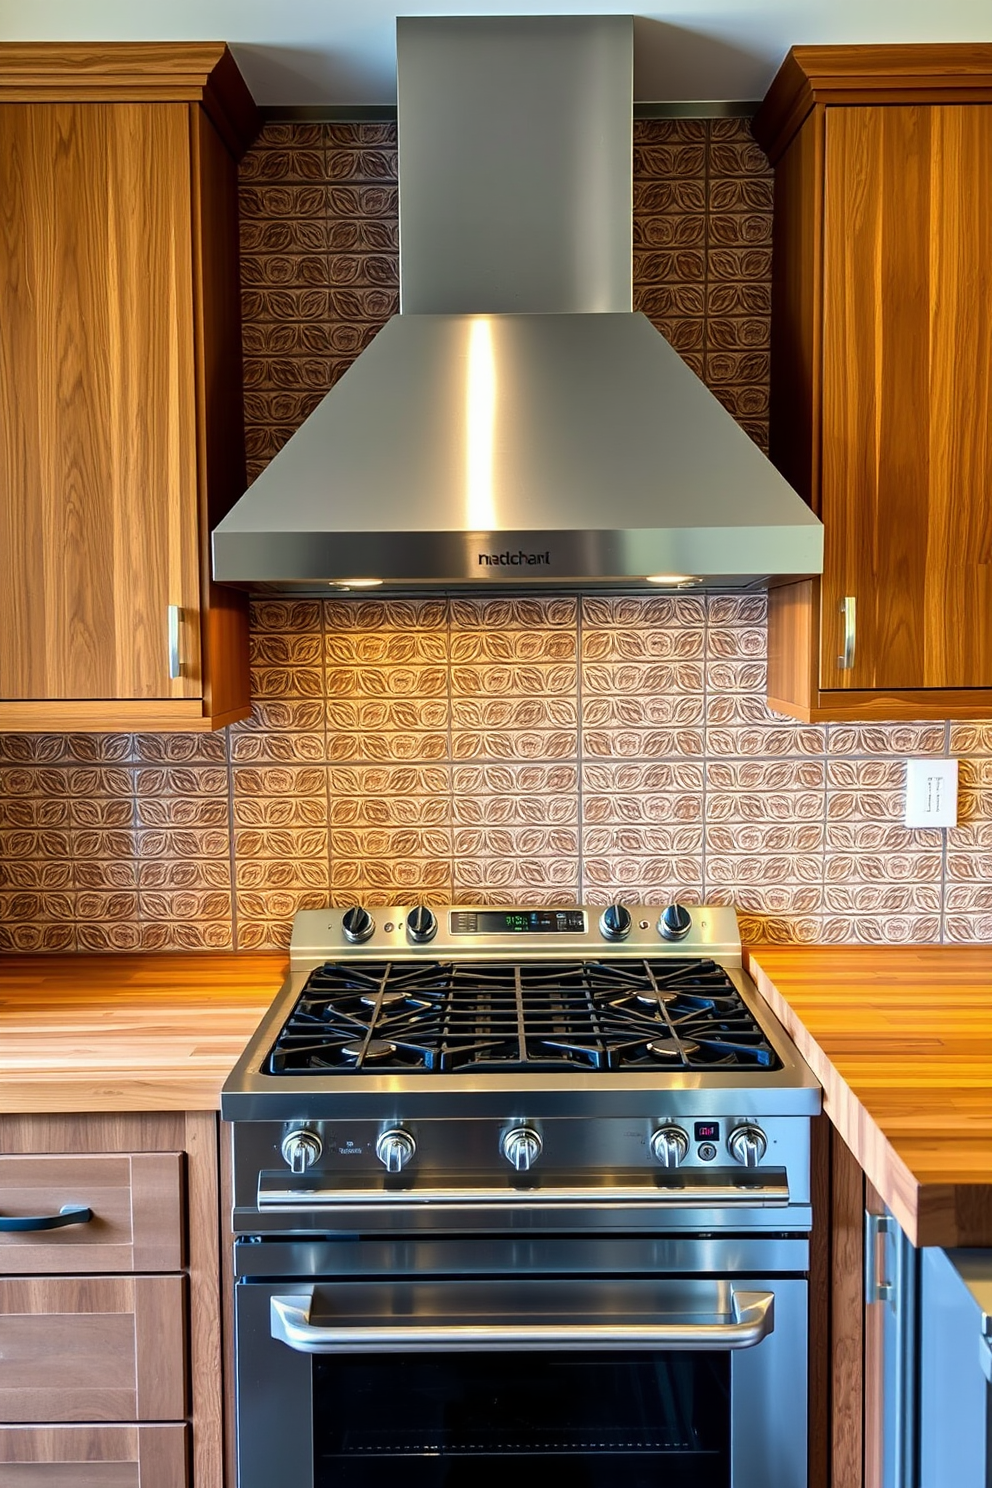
0;1112;223;1487
0;1276;187;1424
0;1424;189;1487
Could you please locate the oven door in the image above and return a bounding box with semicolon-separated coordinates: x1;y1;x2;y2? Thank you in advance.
235;1265;807;1488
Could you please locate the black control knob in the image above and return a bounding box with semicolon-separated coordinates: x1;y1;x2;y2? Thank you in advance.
406;905;437;944
658;903;692;942
599;903;632;942
342;905;374;944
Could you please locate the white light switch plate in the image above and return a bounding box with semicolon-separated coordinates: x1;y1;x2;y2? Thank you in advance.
904;758;958;828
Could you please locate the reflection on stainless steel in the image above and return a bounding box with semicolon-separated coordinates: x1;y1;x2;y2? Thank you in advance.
257;1176;791;1211
213;315;824;591
269;1282;775;1354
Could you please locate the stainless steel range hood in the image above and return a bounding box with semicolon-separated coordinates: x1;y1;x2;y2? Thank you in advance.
213;16;822;594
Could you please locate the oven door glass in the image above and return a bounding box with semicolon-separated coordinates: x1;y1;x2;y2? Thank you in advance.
312;1349;729;1487
276;1275;772;1488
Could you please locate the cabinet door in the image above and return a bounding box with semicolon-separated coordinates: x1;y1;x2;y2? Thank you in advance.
0;1424;188;1487
864;1198;916;1488
820;104;992;692
0;102;201;704
0;1275;187;1422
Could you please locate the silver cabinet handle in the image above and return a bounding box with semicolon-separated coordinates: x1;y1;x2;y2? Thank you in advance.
865;1209;894;1304
837;595;856;671
168;604;185;679
270;1287;775;1354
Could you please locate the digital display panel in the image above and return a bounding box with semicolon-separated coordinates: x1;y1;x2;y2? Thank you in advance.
450;910;586;934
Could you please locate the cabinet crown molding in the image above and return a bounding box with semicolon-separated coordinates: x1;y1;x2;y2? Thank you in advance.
0;41;259;158
754;42;992;163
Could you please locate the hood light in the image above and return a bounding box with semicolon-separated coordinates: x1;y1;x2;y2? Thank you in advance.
646;574;700;588
329;579;383;590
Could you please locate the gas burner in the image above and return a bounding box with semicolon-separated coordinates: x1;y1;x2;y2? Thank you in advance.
342;1038;397;1062
264;956;780;1076
359;991;407;1009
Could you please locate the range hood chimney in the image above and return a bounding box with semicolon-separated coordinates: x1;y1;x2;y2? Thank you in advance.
213;16;822;593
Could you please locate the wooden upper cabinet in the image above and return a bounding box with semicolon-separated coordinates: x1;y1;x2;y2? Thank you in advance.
755;45;992;721
0;44;259;732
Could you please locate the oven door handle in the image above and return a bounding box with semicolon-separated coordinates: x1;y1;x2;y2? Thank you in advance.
269;1287;775;1354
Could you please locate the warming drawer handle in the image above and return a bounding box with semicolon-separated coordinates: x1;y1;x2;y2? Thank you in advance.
269;1288;775;1355
0;1204;93;1233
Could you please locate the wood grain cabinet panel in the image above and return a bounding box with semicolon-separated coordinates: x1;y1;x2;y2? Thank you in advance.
0;1275;187;1423
756;45;992;721
0;44;258;732
0;1424;188;1487
0;1153;183;1274
0;1112;225;1488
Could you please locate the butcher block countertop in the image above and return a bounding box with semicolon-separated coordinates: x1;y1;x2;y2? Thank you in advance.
745;945;992;1248
0;953;287;1113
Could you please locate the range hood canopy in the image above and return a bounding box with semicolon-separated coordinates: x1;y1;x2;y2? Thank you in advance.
213;15;823;594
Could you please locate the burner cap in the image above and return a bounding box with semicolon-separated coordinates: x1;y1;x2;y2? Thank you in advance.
646;1037;699;1061
341;1038;397;1063
359;991;406;1009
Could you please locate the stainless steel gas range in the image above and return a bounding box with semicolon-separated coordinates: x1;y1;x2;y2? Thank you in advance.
223;902;820;1488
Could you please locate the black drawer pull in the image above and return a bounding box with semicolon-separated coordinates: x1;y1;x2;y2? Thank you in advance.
0;1204;93;1232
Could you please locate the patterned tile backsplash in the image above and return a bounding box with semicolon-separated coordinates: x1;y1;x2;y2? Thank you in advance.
1;121;990;952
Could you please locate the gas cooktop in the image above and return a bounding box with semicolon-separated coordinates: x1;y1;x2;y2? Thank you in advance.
266;956;780;1076
222;904;820;1122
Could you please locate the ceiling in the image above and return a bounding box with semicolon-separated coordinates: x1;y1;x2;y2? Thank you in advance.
1;0;990;105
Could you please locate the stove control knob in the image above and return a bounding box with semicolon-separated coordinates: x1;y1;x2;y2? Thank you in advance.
406;905;437;944
728;1124;767;1168
658;903;692;941
501;1126;543;1173
376;1128;416;1174
599;903;632;941
650;1125;689;1168
281;1130;322;1175
342;905;375;944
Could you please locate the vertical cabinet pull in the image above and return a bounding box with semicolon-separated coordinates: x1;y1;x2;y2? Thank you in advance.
837;595;856;671
168;604;185;679
865;1209;893;1304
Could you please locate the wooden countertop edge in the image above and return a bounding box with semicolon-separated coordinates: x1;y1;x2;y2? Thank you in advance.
746;950;992;1248
0;1076;239;1115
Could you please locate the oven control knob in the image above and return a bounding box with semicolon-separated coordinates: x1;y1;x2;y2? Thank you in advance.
658;903;692;941
501;1126;543;1173
342;905;375;944
406;905;437;943
376;1129;416;1174
281;1130;322;1175
650;1125;689;1168
728;1124;767;1168
599;903;632;941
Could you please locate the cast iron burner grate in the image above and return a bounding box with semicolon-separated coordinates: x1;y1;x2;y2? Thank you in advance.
265;959;781;1075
